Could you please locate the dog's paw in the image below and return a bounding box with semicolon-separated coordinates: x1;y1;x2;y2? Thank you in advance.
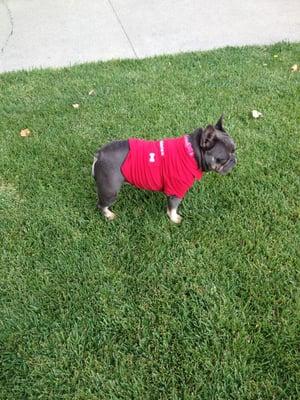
171;214;182;224
102;207;116;221
106;211;116;221
167;209;182;224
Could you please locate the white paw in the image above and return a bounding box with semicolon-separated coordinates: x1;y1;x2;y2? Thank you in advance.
171;214;182;224
103;208;116;221
167;209;182;224
106;212;116;221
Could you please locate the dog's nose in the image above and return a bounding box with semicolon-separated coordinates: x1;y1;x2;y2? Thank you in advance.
228;158;235;169
231;156;237;165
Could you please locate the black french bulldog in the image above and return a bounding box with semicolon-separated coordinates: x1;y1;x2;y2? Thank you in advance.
92;116;236;223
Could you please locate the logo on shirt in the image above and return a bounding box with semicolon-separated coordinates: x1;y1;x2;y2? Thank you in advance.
160;140;164;156
149;152;156;163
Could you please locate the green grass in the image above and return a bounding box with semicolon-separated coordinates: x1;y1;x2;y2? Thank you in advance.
0;42;299;399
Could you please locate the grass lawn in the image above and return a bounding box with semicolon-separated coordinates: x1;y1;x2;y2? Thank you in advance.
0;42;299;399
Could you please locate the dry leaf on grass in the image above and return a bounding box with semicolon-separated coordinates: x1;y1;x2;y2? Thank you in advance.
72;103;80;109
19;128;31;137
88;89;96;96
252;110;263;119
291;64;299;72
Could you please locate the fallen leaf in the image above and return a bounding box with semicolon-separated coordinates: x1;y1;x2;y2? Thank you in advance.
72;103;80;109
88;89;96;96
19;128;31;137
273;54;278;58
252;110;263;119
291;64;299;72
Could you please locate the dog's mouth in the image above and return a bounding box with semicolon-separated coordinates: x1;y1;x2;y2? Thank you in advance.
217;157;236;175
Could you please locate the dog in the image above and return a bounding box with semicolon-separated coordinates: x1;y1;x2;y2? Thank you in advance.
92;115;237;223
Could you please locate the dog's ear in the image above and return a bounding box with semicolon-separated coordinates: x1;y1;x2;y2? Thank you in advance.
215;114;224;131
200;125;217;149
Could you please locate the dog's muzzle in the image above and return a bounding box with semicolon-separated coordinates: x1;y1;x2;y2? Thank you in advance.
219;157;237;175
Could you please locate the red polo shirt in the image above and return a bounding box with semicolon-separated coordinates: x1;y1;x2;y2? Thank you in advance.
121;135;203;198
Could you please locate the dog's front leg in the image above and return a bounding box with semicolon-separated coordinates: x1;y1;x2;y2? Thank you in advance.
167;196;182;224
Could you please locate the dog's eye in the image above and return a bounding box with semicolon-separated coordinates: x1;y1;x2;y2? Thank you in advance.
216;157;226;164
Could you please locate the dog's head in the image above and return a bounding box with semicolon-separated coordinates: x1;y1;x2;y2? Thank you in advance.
199;115;237;175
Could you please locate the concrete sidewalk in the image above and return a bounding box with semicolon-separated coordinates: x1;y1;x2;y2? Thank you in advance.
0;0;299;73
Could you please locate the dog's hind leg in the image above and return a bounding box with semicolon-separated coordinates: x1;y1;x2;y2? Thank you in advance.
93;141;129;220
95;168;124;220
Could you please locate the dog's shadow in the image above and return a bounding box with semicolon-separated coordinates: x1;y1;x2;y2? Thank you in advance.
113;183;166;219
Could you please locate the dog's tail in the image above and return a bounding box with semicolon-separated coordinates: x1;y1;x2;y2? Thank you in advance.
91;155;98;178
